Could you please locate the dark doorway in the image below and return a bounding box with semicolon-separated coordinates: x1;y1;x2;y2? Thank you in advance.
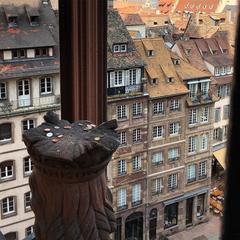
125;212;143;240
4;232;17;240
149;208;157;240
186;197;194;226
115;217;122;240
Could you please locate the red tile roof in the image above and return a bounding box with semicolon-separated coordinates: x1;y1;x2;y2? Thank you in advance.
158;0;175;14
175;0;220;14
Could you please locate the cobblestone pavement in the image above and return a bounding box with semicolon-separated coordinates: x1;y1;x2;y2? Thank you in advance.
168;215;222;240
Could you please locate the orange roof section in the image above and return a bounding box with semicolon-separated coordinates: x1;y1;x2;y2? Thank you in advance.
134;38;189;98
175;0;220;14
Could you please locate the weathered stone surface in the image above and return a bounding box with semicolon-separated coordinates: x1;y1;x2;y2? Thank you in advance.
23;111;120;240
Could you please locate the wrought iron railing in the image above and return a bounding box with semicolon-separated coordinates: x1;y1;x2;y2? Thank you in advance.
0;95;61;115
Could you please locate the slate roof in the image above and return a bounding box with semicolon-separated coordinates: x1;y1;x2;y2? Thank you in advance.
107;9;145;70
134;38;188;98
0;2;59;79
120;13;145;26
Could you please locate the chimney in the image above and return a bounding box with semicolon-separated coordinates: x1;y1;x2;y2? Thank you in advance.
196;12;200;26
226;9;232;23
108;0;114;9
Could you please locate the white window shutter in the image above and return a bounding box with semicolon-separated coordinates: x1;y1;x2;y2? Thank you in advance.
110;71;115;87
125;70;130;86
136;68;141;84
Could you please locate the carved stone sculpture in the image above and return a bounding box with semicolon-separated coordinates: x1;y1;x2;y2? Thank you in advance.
23;111;120;240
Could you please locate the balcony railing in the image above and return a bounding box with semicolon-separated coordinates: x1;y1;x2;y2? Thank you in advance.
0;95;61;115
107;84;143;96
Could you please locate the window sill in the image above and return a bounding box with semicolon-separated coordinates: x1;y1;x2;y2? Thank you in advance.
132;200;142;207
132;140;142;145
118;144;127;148
132;114;143;119
187;152;197;156
152;162;163;166
0;176;16;183
117;172;127;177
24;172;32;178
168;187;178;192
1;211;17;219
169;133;180;138
40;93;54;97
153;112;165;116
133;168;142;173
25;207;32;213
198;175;207;181
152;191;163;196
164;224;178;230
117;205;128;211
117;117;128;122
188;123;198;128
187;178;196;184
0;139;13;145
168;157;180;162
170;109;180;113
199;149;209;154
152;137;164;141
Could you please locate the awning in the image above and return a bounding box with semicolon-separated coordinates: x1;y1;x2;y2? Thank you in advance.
213;148;227;170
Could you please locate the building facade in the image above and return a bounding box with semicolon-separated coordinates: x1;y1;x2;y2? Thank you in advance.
172;36;233;155
107;9;215;238
107;9;149;240
0;2;60;239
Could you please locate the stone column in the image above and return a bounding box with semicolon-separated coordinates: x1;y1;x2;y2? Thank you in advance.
23;112;120;240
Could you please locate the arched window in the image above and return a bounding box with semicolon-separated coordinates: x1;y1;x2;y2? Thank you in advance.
0;123;12;143
0;160;14;181
149;208;157;240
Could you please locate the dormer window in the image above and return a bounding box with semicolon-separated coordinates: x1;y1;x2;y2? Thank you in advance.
185;49;191;56
26;6;40;26
8;16;17;26
4;6;18;28
167;77;174;83
12;49;26;59
173;59;180;65
222;49;228;54
152;78;157;84
148;50;154;57
212;50;217;55
35;48;49;58
30;16;39;26
113;44;127;53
